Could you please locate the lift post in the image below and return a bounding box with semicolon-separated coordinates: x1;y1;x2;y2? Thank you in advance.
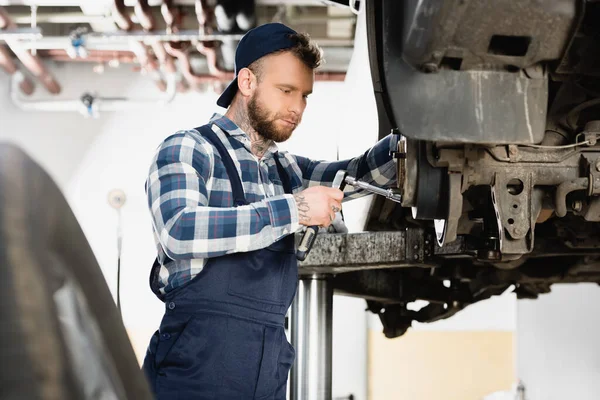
290;230;422;399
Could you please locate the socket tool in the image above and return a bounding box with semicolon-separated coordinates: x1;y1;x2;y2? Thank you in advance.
344;176;403;203
296;170;347;261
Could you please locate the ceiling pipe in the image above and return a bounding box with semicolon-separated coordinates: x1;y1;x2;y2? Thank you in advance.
10;70;177;117
35;48;345;82
134;0;155;31
196;42;233;80
111;1;166;91
112;0;133;31
164;41;228;90
151;39;188;92
161;0;178;33
194;0;235;80
9;12;108;25
36;48;346;82
158;0;189;92
130;40;167;91
314;71;346;81
38;49;138;63
195;0;215;35
0;44;34;94
134;0;188;92
0;7;61;94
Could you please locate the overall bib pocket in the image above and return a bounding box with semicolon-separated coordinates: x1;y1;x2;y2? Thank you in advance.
228;244;290;306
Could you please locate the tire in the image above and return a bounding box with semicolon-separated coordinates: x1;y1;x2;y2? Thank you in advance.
0;144;153;400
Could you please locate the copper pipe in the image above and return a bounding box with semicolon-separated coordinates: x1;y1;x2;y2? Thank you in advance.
165;42;228;90
156;0;188;92
38;49;138;64
134;0;155;31
0;7;8;29
40;55;137;64
131;41;167;91
196;42;234;80
41;49;135;58
113;1;169;91
161;0;179;33
136;0;187;92
315;72;346;82
112;0;133;31
150;41;189;92
0;45;17;74
151;42;175;74
0;7;60;94
0;44;34;94
195;0;214;35
194;2;234;81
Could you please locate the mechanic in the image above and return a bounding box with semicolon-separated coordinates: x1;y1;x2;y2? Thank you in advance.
142;22;397;399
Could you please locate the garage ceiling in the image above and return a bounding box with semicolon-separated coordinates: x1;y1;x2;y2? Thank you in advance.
0;0;356;108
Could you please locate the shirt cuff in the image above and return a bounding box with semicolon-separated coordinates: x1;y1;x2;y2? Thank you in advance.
265;194;301;236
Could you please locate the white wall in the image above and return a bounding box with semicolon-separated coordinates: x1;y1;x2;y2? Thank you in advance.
517;284;600;400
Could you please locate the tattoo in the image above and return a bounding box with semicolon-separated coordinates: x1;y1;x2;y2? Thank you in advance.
248;131;271;159
294;194;311;223
332;205;340;213
227;100;273;159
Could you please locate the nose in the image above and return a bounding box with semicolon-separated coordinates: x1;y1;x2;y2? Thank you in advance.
288;94;306;118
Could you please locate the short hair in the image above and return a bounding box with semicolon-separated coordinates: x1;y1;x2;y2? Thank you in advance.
248;32;323;81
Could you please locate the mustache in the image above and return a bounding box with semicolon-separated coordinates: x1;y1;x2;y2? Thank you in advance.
280;115;300;125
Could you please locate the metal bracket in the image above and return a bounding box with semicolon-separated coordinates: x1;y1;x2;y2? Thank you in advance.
491;171;535;255
405;227;434;263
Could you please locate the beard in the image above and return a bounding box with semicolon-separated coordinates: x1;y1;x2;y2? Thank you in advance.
247;91;297;143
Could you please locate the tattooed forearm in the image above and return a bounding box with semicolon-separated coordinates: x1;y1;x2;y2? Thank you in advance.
294;194;311;223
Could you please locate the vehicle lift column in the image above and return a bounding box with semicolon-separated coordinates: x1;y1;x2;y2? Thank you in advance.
289;230;423;400
290;274;333;400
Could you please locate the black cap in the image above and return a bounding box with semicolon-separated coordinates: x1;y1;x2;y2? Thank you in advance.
217;23;298;108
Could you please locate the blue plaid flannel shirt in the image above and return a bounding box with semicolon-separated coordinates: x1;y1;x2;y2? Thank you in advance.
146;113;397;295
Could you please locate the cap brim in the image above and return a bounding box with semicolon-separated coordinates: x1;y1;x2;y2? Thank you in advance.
216;77;238;108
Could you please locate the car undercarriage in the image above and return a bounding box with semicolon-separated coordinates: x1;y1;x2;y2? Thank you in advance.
321;0;600;338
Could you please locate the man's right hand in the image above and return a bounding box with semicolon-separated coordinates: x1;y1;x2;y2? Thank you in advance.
293;186;344;227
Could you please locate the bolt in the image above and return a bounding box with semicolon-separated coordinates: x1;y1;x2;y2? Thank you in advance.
413;245;419;250
513;226;527;236
572;200;583;212
413;254;419;260
422;63;438;73
595;159;600;172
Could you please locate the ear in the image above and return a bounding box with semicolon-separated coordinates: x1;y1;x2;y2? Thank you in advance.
237;68;257;98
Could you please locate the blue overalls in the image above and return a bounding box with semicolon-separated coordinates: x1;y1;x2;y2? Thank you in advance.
142;125;297;400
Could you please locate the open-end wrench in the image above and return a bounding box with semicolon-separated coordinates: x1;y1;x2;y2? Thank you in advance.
296;169;347;261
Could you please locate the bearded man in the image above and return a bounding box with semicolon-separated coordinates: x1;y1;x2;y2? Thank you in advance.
142;22;397;400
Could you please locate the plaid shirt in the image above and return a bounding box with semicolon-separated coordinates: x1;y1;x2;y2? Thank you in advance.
146;113;397;295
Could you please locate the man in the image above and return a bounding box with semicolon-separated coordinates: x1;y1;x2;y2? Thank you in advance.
142;22;397;399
